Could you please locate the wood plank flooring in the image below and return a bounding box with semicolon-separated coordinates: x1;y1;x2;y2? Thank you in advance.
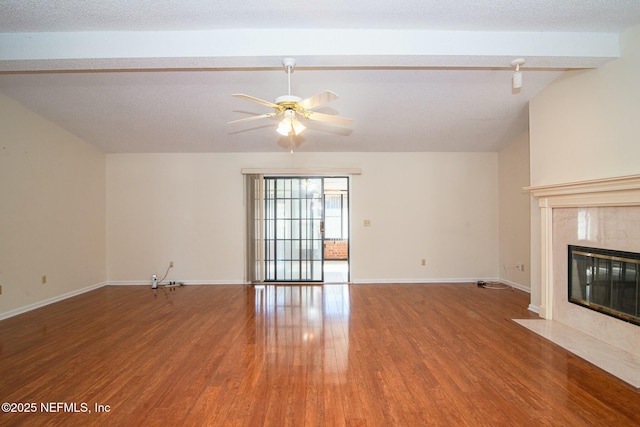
0;283;638;426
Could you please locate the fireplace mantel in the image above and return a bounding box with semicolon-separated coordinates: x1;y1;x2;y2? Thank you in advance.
527;174;640;319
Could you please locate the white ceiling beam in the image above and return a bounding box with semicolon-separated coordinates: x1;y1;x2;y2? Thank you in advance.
0;29;620;71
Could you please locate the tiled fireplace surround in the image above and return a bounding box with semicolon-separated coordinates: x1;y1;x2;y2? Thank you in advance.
528;175;640;364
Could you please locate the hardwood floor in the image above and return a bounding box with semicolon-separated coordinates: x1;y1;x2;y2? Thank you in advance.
1;283;638;426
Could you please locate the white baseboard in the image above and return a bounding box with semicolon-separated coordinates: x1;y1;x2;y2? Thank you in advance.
350;278;491;285
499;278;531;293
0;281;107;321
349;278;531;290
527;304;540;314
107;280;245;286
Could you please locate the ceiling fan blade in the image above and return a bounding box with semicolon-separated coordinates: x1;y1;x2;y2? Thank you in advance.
228;112;277;124
304;111;353;127
232;94;279;109
299;90;340;110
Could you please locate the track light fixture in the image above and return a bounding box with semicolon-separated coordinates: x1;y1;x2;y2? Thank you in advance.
510;58;526;90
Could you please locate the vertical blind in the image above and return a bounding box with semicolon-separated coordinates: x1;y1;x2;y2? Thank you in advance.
245;174;264;283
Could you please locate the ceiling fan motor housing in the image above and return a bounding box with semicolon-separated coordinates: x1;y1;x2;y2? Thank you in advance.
275;95;303;112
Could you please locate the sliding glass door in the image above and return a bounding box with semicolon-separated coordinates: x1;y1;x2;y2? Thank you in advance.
264;177;324;282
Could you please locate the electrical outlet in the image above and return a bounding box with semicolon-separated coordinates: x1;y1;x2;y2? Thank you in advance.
170;261;174;268
363;219;371;227
421;259;426;266
516;263;524;272
41;275;47;285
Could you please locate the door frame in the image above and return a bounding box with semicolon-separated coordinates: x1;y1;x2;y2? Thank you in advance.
264;176;325;282
240;168;362;284
243;170;356;284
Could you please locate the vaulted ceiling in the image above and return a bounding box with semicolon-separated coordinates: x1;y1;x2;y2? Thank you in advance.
1;1;639;153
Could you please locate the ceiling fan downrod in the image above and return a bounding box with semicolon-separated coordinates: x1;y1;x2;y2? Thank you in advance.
283;57;296;96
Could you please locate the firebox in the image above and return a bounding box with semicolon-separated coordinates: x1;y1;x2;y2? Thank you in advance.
569;245;640;326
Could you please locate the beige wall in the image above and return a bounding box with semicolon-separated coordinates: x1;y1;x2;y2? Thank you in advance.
528;24;640;310
530;25;640;186
107;152;499;284
498;132;530;290
0;93;106;318
107;153;246;284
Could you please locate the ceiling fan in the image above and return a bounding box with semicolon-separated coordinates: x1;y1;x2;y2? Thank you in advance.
228;58;353;137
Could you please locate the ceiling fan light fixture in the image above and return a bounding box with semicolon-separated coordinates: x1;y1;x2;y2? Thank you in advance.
276;119;292;136
291;119;305;135
276;110;305;136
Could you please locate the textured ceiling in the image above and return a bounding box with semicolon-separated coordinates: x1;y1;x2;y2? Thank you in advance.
1;1;639;153
2;0;640;32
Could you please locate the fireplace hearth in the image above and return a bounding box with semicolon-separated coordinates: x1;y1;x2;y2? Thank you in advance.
569;245;640;326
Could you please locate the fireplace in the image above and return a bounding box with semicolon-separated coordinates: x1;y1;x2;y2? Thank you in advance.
569;245;640;326
527;174;640;357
